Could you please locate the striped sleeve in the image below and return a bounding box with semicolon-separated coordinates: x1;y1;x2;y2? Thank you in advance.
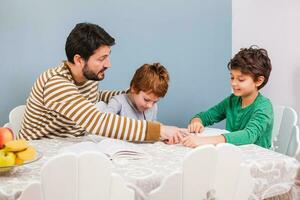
97;89;129;103
43;76;160;141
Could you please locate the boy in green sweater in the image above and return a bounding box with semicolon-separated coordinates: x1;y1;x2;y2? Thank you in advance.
182;46;273;148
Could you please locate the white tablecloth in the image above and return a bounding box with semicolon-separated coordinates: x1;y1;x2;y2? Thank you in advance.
0;136;299;200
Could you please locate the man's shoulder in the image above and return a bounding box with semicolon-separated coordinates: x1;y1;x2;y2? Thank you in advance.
34;62;76;91
39;62;73;82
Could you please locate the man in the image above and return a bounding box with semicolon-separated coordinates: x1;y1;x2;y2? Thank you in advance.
20;22;181;143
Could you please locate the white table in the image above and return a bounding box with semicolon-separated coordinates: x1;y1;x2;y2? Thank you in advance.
0;135;299;200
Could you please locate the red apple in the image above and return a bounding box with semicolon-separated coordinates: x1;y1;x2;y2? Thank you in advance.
0;128;14;149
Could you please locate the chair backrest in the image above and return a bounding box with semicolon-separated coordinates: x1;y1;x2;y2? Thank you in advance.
214;143;254;200
272;105;299;157
286;125;300;158
233;163;254;200
148;145;218;200
18;152;134;200
9;105;26;137
182;145;217;200
214;143;242;200
149;144;254;200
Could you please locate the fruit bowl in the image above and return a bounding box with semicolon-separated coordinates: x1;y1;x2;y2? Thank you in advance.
0;151;43;175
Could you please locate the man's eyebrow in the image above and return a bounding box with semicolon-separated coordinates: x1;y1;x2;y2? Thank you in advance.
100;54;109;59
99;50;111;58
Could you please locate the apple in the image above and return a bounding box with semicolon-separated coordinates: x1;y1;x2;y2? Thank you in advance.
0;149;16;172
0;127;14;149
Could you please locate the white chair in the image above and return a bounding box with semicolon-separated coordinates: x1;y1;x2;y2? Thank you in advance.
214;143;254;200
149;144;254;200
233;163;254;200
287;126;300;159
149;145;218;200
4;105;26;138
18;152;134;200
272;105;299;157
182;145;218;200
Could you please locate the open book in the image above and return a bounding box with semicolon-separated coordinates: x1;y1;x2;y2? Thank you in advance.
59;137;148;160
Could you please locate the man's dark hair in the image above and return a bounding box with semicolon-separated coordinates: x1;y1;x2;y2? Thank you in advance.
227;45;272;90
65;22;115;63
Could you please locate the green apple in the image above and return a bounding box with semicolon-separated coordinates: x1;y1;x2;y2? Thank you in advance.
0;149;16;172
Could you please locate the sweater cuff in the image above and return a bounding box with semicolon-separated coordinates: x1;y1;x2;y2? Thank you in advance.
223;132;239;145
145;121;160;141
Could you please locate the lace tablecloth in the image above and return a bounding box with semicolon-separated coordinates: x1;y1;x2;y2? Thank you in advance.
0;137;299;200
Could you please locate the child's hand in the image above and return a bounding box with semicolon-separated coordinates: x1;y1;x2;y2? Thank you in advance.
160;125;183;144
181;135;202;148
188;118;204;133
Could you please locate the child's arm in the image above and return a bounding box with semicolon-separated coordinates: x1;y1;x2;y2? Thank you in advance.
223;103;273;147
188;96;230;133
182;134;226;148
193;97;229;127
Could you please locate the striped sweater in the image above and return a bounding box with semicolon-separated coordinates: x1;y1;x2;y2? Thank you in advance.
20;62;160;141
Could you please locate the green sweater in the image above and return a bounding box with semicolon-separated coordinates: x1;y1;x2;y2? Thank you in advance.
194;93;273;148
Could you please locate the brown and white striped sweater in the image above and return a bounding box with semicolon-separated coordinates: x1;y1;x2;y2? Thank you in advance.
20;62;160;141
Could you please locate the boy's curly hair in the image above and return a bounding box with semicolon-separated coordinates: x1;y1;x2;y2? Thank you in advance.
227;45;272;90
130;63;169;97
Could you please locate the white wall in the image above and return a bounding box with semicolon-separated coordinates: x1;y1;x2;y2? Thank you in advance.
232;0;300;121
232;0;300;122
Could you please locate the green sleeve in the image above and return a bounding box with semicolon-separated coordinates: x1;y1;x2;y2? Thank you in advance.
193;97;229;126
223;103;273;146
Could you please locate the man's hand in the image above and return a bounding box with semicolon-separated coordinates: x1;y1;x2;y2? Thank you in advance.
188;118;204;133
160;125;183;144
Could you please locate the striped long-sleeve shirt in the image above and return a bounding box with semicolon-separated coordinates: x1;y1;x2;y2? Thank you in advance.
20;62;160;141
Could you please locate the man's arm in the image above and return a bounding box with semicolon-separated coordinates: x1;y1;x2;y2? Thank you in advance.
97;89;128;103
43;78;164;142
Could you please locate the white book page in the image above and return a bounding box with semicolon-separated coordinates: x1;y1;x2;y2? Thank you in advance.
180;127;229;137
96;138;146;158
59;137;148;160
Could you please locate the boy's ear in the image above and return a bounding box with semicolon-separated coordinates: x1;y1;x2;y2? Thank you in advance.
130;86;137;94
255;76;265;87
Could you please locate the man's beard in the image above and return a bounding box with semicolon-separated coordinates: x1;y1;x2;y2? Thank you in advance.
82;64;105;81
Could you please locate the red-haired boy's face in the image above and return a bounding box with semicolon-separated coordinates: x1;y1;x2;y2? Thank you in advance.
130;90;160;112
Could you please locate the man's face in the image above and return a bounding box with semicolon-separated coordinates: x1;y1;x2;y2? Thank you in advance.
131;90;160;112
82;45;111;81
